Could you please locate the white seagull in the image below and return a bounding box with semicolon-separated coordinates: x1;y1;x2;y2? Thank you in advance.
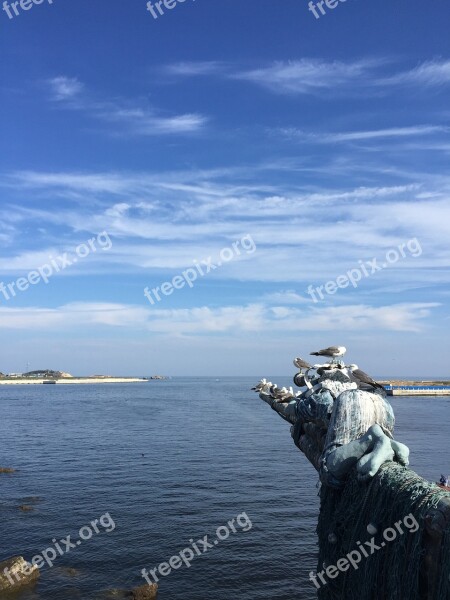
269;384;281;397
293;357;312;370
310;346;347;359
251;378;267;391
275;387;295;402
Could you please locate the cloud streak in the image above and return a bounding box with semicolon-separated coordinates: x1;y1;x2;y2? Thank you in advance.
233;58;381;95
0;301;438;334
2;167;450;294
166;57;450;96
46;76;208;135
280;125;450;143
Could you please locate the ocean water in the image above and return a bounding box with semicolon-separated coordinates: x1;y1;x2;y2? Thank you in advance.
0;378;448;600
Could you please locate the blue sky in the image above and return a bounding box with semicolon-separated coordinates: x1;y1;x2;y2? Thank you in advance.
0;0;449;376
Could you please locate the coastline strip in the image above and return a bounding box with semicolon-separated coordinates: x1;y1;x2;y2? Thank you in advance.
0;378;148;385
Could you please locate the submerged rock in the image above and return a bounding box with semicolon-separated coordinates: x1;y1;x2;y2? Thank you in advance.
22;496;42;504
52;566;81;578
60;567;80;577
19;504;34;512
100;590;128;599
0;556;39;592
130;584;158;599
101;584;158;600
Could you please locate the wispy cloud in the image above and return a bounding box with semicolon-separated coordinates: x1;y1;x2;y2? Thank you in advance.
0;303;148;330
0;302;438;334
381;59;450;86
263;290;310;304
281;125;449;143
48;76;84;100
211;57;450;96
233;58;381;95
45;76;208;135
99;106;208;135
164;61;225;77
2;166;450;294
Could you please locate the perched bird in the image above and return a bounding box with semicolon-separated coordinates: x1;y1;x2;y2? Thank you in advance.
349;366;385;391
269;384;281;397
261;382;273;394
275;387;295;402
310;346;347;359
293;357;312;370
251;378;267;391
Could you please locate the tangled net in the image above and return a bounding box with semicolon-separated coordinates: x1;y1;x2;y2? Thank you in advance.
317;462;450;600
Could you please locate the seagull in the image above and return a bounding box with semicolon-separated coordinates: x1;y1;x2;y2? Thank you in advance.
269;384;281;397
277;386;289;396
252;379;273;394
275;387;295;402
293;357;312;370
261;381;273;394
310;346;347;358
251;378;267;391
349;366;385;390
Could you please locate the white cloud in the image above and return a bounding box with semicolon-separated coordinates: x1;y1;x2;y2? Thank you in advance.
0;302;438;334
2;169;450;291
46;76;208;135
164;61;224;76
234;58;380;95
382;59;450;86
100;106;208;135
264;290;309;304
281;125;449;143
228;57;450;96
48;76;84;100
0;303;149;330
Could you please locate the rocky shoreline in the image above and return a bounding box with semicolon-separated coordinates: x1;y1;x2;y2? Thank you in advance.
0;555;158;599
0;468;158;599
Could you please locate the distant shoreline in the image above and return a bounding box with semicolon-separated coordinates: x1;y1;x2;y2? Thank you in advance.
0;377;148;385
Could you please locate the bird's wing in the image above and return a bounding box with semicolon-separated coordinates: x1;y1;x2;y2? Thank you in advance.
353;369;384;389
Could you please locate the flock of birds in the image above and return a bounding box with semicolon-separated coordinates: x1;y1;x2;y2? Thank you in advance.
251;346;385;403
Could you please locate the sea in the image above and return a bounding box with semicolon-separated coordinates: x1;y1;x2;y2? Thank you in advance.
0;378;449;600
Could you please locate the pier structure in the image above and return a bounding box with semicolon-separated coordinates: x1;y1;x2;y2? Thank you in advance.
383;384;450;396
